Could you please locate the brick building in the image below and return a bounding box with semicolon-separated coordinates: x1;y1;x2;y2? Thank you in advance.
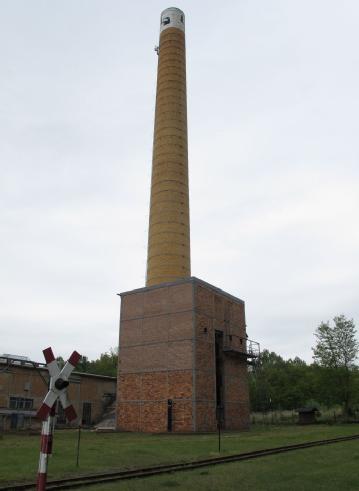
117;278;259;432
0;355;116;431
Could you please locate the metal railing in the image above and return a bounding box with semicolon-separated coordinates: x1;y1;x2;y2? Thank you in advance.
223;334;260;359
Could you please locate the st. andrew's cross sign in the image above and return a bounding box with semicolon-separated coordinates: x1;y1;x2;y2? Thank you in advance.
36;347;81;491
37;347;81;422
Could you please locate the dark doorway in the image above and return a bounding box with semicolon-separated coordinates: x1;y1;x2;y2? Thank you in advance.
167;399;173;432
10;413;18;429
17;414;24;429
215;331;224;418
82;402;92;426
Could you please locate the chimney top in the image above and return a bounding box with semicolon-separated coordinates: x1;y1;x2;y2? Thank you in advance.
160;7;185;33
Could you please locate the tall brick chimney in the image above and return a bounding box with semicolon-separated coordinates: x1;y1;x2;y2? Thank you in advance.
116;8;256;434
146;7;190;287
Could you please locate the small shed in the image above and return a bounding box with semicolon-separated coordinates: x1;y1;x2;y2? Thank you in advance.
297;407;319;425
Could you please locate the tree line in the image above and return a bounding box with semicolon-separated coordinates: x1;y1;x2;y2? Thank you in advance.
57;347;118;377
250;315;359;415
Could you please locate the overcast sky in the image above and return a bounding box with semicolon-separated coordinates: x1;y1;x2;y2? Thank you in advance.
1;0;358;364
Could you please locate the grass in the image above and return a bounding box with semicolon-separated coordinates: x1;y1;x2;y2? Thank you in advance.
87;440;359;490
0;425;359;487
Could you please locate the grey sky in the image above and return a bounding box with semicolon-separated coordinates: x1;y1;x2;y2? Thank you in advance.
1;0;358;363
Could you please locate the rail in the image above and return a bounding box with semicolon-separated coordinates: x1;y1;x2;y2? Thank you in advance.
2;434;359;490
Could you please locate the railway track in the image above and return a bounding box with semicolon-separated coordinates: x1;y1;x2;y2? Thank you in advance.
2;433;359;490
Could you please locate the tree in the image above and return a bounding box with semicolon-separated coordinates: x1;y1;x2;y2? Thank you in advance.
312;315;359;415
249;350;314;411
55;349;118;377
86;347;118;377
76;355;90;373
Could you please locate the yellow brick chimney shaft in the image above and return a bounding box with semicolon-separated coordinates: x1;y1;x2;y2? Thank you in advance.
146;8;190;286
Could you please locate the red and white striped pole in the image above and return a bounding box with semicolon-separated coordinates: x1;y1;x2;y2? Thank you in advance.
37;404;55;491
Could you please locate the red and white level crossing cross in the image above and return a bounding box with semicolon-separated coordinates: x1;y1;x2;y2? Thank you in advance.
37;347;81;422
36;347;81;491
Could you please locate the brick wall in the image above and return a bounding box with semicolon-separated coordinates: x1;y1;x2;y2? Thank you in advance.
117;281;194;432
0;361;116;431
194;282;249;431
117;277;250;432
